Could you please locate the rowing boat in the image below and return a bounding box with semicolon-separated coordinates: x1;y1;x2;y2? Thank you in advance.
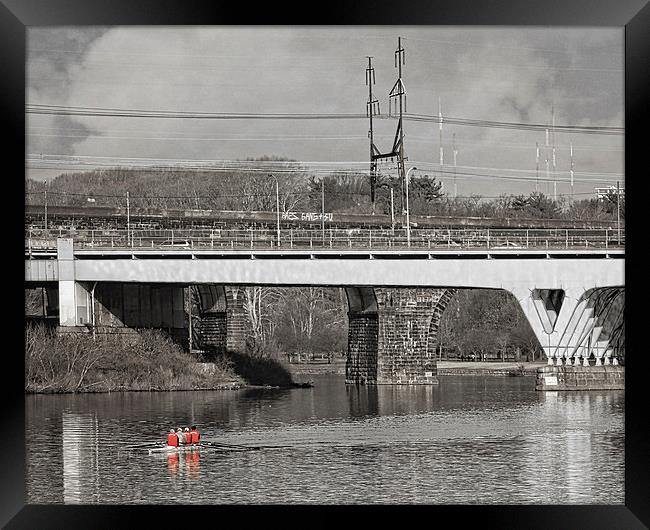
148;443;211;454
147;442;259;454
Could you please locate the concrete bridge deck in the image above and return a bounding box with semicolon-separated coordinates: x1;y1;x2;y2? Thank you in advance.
25;247;623;288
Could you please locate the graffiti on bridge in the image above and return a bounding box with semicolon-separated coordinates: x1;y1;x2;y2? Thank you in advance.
281;212;334;222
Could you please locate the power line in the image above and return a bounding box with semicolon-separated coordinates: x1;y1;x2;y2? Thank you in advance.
27;125;624;152
28;56;622;74
403;112;622;135
23;188;611;201
25;103;623;135
25;153;625;179
24;162;622;185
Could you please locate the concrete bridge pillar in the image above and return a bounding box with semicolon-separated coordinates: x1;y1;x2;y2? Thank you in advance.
345;287;455;385
57;239;83;326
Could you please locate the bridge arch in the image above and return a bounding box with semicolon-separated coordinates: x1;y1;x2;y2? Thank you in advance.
194;284;227;313
191;285;250;356
426;289;457;357
344;287;452;384
510;284;625;367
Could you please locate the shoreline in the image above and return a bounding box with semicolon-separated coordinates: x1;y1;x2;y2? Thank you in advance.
25;379;315;395
284;360;547;377
24;361;547;394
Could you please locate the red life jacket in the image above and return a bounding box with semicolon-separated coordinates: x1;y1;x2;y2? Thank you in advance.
167;432;179;447
184;431;192;444
190;430;200;444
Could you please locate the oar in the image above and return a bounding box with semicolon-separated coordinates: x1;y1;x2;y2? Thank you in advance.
202;441;261;451
124;442;166;449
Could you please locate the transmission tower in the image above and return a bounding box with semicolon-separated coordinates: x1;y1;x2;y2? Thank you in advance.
366;56;381;213
365;37;408;215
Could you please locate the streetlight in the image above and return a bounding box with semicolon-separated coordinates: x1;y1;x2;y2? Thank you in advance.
269;174;281;246
616;181;621;243
126;191;131;247
405;166;417;247
44;179;48;230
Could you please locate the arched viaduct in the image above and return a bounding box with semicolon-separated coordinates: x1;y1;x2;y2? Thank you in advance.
25;239;625;386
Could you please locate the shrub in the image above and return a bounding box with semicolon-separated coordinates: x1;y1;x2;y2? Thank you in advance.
25;324;240;393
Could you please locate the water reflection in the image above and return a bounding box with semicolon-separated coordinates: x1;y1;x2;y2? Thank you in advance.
26;375;624;504
346;385;379;418
62;411;100;504
167;452;180;478
164;449;201;480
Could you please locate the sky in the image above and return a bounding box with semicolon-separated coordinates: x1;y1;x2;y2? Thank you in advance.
26;26;624;200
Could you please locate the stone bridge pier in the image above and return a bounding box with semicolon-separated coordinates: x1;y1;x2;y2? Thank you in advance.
192;285;251;355
345;287;456;385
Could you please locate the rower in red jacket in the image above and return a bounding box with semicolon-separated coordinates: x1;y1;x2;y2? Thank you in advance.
190;425;201;445
167;428;179;447
183;427;192;445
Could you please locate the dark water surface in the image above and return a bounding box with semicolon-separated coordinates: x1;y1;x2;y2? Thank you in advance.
26;374;624;504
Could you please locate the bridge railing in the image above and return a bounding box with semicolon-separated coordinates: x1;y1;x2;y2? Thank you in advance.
25;227;625;253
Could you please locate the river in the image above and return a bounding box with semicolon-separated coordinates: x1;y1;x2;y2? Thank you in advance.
25;374;624;504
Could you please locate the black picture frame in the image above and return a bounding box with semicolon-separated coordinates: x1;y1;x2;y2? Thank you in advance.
3;0;648;527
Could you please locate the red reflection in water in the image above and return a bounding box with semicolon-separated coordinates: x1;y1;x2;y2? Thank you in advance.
167;449;200;479
167;452;180;477
185;450;200;479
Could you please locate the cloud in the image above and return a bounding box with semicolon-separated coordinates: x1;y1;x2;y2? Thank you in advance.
27;27;111;158
26;26;623;196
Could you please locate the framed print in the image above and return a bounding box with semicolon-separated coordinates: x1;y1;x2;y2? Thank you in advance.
3;0;649;527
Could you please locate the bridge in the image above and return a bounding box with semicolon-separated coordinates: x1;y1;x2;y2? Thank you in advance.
25;228;625;389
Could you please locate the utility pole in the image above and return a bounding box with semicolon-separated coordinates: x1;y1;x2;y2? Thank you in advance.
545;128;550;196
405;167;417;247
452;133;458;199
270;174;280;247
390;188;395;233
535;142;540;193
126;191;131;247
44;181;48;230
439;96;444;180
321;178;325;245
551;106;557;202
570;142;575;204
617;180;621;242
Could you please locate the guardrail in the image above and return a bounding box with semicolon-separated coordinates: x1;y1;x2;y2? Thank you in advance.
25;227;625;253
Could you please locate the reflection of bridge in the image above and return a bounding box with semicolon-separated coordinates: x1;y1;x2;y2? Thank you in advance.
25;233;624;387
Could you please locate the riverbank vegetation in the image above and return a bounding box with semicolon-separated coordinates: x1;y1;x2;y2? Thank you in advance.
25;324;241;393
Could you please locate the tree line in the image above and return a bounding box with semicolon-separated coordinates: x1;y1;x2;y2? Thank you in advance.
25;159;624;222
